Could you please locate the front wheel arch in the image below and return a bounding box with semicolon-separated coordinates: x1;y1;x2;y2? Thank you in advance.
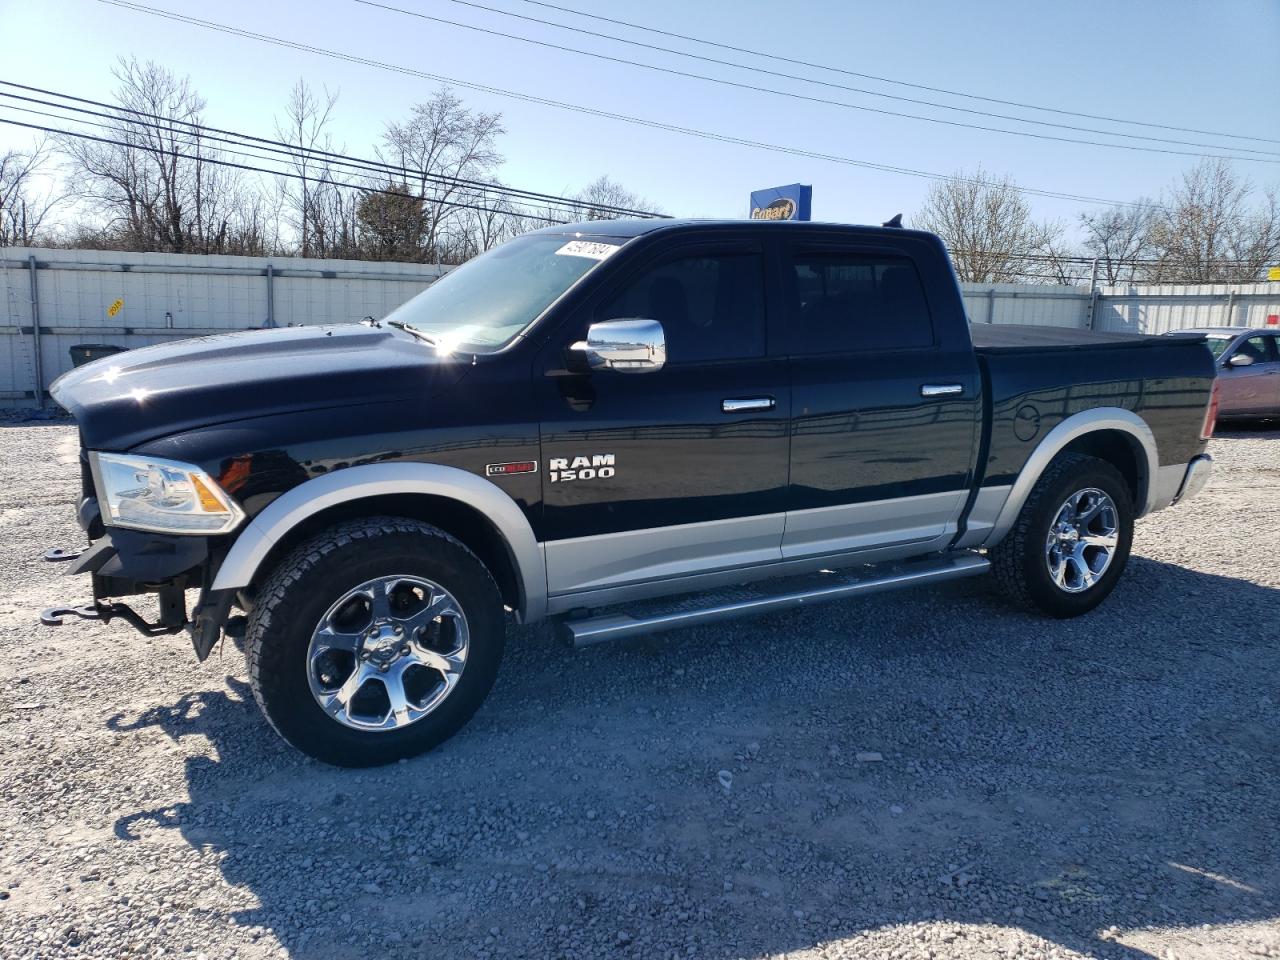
241;493;524;616
210;462;546;622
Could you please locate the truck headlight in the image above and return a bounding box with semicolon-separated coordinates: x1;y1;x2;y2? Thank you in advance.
89;452;246;535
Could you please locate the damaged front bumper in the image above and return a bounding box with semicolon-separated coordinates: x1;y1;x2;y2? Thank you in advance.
42;499;238;660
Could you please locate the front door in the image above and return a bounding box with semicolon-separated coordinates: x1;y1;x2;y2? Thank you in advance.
1219;333;1279;416
535;239;790;598
780;238;983;559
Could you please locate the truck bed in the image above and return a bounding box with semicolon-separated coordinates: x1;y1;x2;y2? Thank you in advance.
970;323;1205;354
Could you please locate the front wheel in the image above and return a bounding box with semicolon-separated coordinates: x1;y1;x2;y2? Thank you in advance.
244;517;505;767
990;453;1134;618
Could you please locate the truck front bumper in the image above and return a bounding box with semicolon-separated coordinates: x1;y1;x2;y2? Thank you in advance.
42;498;235;660
61;526;209;584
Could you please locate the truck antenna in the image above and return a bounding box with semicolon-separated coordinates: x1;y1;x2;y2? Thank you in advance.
882;213;903;228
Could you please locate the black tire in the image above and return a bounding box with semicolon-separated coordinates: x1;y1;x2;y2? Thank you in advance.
989;453;1134;618
244;517;505;767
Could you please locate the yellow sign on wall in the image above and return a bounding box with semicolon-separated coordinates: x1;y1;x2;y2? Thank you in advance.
1268;266;1280;282
107;298;124;317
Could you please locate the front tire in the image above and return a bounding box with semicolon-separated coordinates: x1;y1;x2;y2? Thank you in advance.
990;453;1134;618
244;517;505;767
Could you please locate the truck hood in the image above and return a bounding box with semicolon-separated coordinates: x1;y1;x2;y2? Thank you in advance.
52;324;471;450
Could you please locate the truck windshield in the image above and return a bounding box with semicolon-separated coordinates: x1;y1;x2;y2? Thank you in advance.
381;233;625;353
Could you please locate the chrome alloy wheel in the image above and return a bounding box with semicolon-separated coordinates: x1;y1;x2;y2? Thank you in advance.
1044;487;1120;594
305;575;469;731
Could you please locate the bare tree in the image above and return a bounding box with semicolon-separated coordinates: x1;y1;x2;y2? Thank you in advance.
572;175;655;221
1078;201;1159;285
58;58;246;253
450;185;522;259
1148;159;1280;282
274;79;346;258
1034;229;1089;286
379;89;504;261
912;167;1060;283
0;140;61;246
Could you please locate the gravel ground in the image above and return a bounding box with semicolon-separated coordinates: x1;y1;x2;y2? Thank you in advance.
0;419;1277;960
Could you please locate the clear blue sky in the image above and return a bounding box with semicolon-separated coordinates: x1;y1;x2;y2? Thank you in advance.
1;0;1277;237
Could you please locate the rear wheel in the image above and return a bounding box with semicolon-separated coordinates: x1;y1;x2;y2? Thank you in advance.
990;453;1134;618
245;517;505;767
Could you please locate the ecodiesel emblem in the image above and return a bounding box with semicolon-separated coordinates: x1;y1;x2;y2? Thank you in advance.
549;454;615;483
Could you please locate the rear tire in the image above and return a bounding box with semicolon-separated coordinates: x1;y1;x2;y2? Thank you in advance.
990;453;1134;618
244;517;505;767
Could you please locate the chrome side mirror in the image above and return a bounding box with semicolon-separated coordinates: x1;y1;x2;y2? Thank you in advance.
570;318;666;373
1226;353;1255;368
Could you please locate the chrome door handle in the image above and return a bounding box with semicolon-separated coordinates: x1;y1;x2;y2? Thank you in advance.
722;397;775;413
920;383;964;398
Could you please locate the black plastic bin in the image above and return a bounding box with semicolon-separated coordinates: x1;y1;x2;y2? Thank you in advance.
69;344;126;367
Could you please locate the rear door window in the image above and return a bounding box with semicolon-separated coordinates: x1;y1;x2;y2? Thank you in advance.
787;251;934;354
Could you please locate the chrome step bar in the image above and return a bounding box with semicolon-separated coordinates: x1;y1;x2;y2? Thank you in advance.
561;552;990;648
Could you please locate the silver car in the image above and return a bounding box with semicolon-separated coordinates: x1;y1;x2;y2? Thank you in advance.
1168;327;1280;420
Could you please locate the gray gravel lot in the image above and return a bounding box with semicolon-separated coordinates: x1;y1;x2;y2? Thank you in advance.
0;419;1277;960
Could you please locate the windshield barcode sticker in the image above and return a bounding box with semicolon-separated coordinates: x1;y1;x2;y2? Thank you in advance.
555;240;620;261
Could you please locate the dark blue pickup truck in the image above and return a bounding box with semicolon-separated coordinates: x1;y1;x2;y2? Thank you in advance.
47;219;1218;766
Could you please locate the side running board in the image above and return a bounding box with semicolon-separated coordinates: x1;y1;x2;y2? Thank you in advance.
560;552;990;648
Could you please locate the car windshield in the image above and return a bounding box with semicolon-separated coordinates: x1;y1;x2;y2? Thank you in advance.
381;233;625;353
1204;335;1233;359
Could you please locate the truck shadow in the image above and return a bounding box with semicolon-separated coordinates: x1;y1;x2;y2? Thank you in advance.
108;557;1279;959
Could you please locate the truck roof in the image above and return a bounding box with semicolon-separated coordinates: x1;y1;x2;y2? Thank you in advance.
531;218;938;242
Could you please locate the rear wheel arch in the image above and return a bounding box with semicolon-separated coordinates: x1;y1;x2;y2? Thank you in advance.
212;463;546;622
1059;429;1145;507
985;408;1157;548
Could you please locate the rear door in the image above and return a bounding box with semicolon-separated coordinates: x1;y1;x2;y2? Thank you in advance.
1219;334;1279;415
780;237;982;559
534;237;790;598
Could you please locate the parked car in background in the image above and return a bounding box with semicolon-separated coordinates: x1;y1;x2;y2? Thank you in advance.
1167;327;1280;421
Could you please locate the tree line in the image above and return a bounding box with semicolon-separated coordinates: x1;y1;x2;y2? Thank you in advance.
913;162;1280;285
0;58;657;263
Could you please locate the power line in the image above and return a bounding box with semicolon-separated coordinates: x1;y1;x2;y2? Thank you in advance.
0;96;656;223
0;80;663;219
511;0;1280;147
18;86;1210;250
393;0;1280;159
93;0;1168;210
6;112;1267;274
0;98;582;220
0;99;560;218
0;115;576;225
352;0;1279;165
